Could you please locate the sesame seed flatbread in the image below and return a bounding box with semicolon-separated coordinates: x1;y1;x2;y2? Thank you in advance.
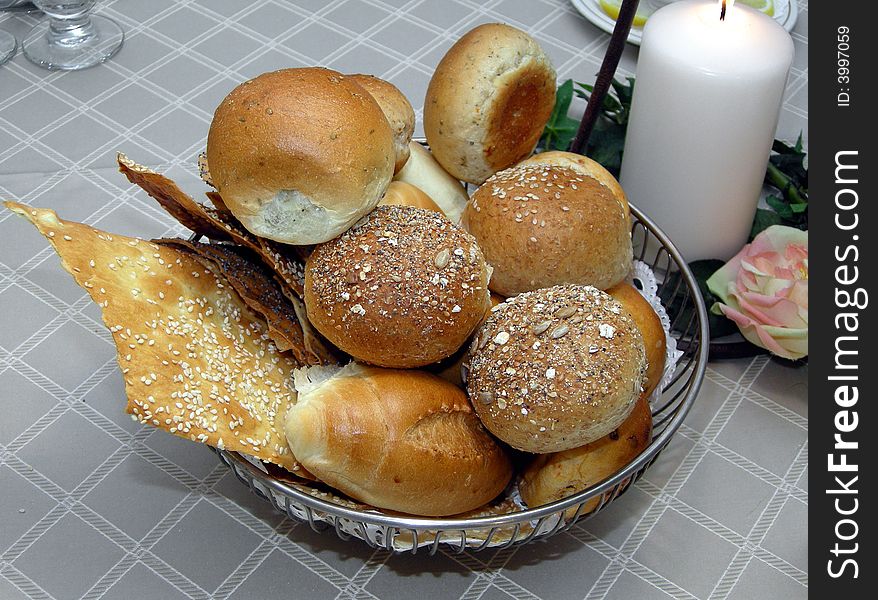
117;154;308;299
155;238;317;362
117;153;232;242
5;202;312;478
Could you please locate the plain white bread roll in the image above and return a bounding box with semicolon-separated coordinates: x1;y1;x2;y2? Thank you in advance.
378;181;443;214
304;205;492;368
285;363;513;516
347;74;415;174
464;284;647;453
206;68;395;245
393;142;469;223
424;23;556;184
463;163;633;296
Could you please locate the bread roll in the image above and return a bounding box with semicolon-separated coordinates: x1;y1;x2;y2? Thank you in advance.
463;164;633;296
607;283;666;398
424;23;556;184
431;291;506;388
518;151;630;226
378;181;442;214
285;363;513;516
465;285;646;453
394;142;469;223
519;395;652;515
347;74;415;173
206;68;394;245
304;205;492;368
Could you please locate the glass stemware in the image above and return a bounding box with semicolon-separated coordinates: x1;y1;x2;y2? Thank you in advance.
22;0;123;70
0;29;15;65
0;1;38;12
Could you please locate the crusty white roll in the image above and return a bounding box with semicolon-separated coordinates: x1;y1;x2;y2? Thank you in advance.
465;285;646;453
607;282;666;399
206;68;395;245
518;151;630;226
285;363;513;516
393;142;469;223
347;74;415;174
520;395;652;515
378;181;442;214
304;205;492;368
424;23;556;185
463;163;633;296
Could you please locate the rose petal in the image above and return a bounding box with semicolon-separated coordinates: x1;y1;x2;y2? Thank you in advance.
737;289;808;328
716;303;794;357
708;226;808;359
707;254;745;303
762;225;808;251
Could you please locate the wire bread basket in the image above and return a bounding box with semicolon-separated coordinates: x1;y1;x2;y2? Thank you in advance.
208;188;709;554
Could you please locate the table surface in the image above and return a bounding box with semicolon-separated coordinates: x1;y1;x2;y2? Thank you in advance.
0;1;809;599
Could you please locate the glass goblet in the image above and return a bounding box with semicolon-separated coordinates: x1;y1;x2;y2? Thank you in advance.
22;0;123;70
0;29;15;65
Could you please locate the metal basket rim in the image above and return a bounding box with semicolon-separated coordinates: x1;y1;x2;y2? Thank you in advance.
214;201;710;532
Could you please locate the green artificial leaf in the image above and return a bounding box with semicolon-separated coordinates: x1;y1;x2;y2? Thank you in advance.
610;77;635;121
573;81;623;116
658;259;738;340
766;195;794;219
750;208;783;239
758;130;808;233
561;77;634;176
587;119;626;174
689;260;739;339
539;79;580;152
770;153;808;189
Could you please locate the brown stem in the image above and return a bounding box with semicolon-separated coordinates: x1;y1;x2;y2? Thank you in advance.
568;0;641;155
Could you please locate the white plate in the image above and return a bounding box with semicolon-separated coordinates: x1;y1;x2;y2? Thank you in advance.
570;0;799;46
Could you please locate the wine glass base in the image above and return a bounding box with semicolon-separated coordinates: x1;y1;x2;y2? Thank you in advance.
22;14;123;70
0;30;15;66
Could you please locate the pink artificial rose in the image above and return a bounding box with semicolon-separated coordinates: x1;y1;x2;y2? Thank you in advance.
706;225;808;360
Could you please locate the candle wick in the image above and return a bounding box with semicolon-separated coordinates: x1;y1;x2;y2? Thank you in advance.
720;0;727;20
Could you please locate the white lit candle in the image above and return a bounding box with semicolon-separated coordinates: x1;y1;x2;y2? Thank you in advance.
619;0;794;261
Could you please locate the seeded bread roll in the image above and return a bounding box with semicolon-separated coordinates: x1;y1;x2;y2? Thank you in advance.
463;164;633;296
519;395;652;515
393;142;469;223
304;205;493;368
518;151;630;226
378;181;443;214
347;74;415;173
431;291;506;388
464;285;646;453
424;23;556;184
206;68;395;245
607;282;666;398
286;363;513;516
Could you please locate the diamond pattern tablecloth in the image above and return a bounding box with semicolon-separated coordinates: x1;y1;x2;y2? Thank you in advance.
0;1;808;598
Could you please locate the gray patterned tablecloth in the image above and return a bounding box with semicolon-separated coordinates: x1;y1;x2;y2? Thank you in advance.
0;1;808;598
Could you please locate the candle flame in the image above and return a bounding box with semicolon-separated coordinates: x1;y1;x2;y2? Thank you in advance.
719;0;736;20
